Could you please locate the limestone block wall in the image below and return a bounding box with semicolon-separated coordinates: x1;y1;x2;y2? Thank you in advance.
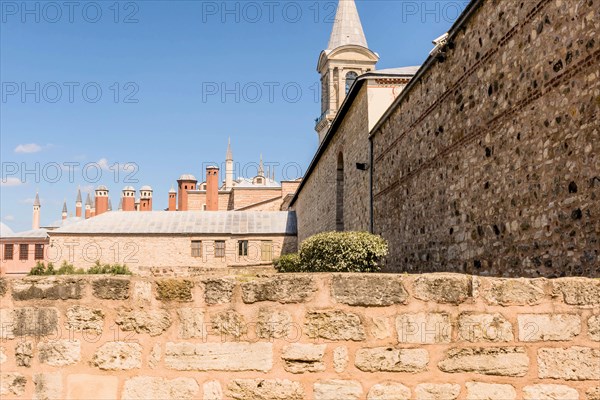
0;273;599;400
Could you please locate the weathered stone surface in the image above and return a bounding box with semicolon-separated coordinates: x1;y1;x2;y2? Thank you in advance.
65;374;119;400
33;372;62;400
314;380;362;400
523;384;579;400
177;308;205;339
12;277;84;300
414;383;460;400
156;279;193;302
281;343;326;373
333;346;349;373
211;309;247;338
465;382;516;400
241;275;316;304
588;315;600;341
587;387;600;400
92;278;130;300
227;379;304;400
148;343;161;369
0;278;7;296
0;347;6;364
396;313;452;343
367;382;411;400
165;342;273;371
458;313;514;342
203;278;235;305
0;309;14;339
0;373;26;396
256;308;292;339
371;316;391;339
16;340;33;367
538;347;600;380
305;310;366;341
38;339;81;366
122;376;199;400
483;278;547;306
518;314;581;341
439;347;529;376
116;308;171;336
355;347;429;372
13;307;58;337
552;279;600;306
412;274;472;304
331;274;408;306
132;280;152;304
203;380;223;400
91;341;142;370
65;305;104;333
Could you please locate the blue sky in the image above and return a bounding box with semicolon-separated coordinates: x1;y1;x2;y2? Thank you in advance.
1;0;465;231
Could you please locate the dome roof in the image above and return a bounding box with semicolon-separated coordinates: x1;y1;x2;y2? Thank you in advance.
122;186;135;192
179;174;197;181
140;185;153;191
96;185;108;191
0;222;14;237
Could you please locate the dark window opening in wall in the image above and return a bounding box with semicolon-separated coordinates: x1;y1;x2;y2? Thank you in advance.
345;71;358;94
336;152;345;231
238;240;248;256
4;244;14;260
35;244;44;260
191;241;202;257
215;241;225;258
19;244;28;260
261;241;273;262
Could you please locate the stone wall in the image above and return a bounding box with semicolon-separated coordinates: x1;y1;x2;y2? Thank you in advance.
371;0;599;276
1;273;599;399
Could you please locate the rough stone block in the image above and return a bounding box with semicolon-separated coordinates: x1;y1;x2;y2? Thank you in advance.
148;343;161;368
165;342;272;371
465;382;516;400
371;316;392;339
116;308;171;336
132;280;152;304
156;279;193;302
241;275;316;304
203;380;223;400
587;387;600;400
518;314;581;341
355;347;429;372
13;307;59;337
12;277;84;300
314;380;362;400
38;339;81;366
537;347;600;380
588;315;600;341
177;308;205;339
458;313;514;342
367;382;411;400
333;346;349;373
203;278;235;305
305;310;366;341
0;309;14;339
0;347;6;364
0;373;26;396
122;376;199;400
227;379;304;400
331;274;408;306
281;343;326;373
483;278;546;306
92;278;130;300
65;374;119;400
438;347;529;376
0;278;7;297
552;278;600;306
16;341;33;367
65;305;104;333
414;383;460;400
396;313;452;343
33;372;62;400
256;308;292;339
412;274;472;304
210;309;247;339
91;341;142;370
523;384;579;400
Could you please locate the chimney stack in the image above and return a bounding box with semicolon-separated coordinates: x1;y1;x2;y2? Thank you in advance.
177;175;197;212
168;186;177;211
75;187;82;218
122;187;135;212
95;186;109;216
139;186;153;211
85;193;92;219
206;166;219;211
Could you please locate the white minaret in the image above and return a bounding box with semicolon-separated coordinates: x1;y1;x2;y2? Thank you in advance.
32;192;41;230
225;138;234;190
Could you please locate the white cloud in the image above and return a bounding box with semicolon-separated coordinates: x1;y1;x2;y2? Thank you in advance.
0;177;23;187
14;143;42;154
3;215;15;221
97;158;110;170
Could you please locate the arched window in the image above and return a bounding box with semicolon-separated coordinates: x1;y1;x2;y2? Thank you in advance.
345;71;358;94
336;152;344;231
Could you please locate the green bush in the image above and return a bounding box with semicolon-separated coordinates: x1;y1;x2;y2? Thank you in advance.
274;253;301;272
28;260;130;276
87;261;132;275
298;231;388;273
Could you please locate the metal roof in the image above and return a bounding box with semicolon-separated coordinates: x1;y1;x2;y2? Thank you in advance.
328;0;368;50
0;222;14;237
2;228;49;239
49;211;297;235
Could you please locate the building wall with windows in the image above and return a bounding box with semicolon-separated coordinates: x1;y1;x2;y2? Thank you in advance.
0;237;49;275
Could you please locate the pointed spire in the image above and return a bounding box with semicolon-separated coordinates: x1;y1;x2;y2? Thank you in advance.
327;0;368;50
169;185;176;193
33;192;41;207
76;187;82;203
258;154;264;176
62;200;68;213
118;198;123;211
85;193;91;207
108;199;113;211
226;137;233;161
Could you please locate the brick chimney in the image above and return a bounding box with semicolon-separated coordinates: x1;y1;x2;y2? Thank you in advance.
206;166;219;211
95;186;109;216
122;187;135;212
168;186;177;211
177;175;197;211
139;186;153;211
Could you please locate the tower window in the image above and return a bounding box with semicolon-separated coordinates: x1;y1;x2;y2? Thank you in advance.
345;71;358;94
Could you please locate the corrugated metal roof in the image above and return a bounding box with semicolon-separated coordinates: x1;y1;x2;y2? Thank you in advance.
49;211;297;235
2;228;49;239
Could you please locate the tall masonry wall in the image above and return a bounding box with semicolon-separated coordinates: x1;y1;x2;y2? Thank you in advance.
0;273;599;399
371;0;600;276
